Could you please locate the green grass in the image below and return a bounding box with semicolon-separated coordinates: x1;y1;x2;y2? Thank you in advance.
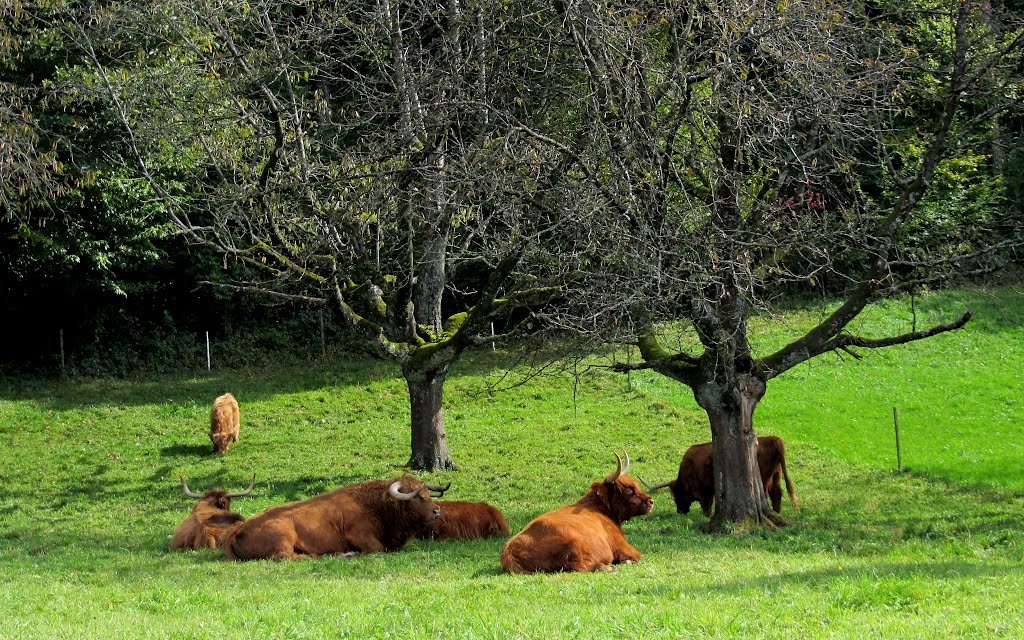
1;286;1022;639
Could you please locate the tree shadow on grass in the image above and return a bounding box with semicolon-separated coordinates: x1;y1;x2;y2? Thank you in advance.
0;350;514;410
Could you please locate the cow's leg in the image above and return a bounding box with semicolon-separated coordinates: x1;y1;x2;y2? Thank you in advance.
345;524;387;553
565;541;616;572
700;492;715;517
270;549;318;560
767;468;783;513
614;541;642;565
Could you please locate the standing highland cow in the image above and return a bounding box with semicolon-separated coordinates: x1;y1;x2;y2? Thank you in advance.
210;393;240;454
641;435;797;517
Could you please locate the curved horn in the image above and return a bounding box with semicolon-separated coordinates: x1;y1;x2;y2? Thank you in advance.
225;474;256;499
621;450;631;476
179;476;204;499
425;481;450;498
606;451;623;483
388;480;418;501
637;475;672;492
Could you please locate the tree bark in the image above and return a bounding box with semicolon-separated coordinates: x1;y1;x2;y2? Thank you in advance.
414;231;447;337
695;375;785;531
703;402;772;529
403;364;456;471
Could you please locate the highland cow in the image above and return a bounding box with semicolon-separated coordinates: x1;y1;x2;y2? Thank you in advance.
500;452;653;573
170;476;254;550
221;476;448;560
419;500;510;541
209;393;240;454
642;435;797;516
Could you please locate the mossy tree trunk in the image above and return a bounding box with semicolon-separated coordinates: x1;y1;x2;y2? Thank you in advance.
403;362;455;471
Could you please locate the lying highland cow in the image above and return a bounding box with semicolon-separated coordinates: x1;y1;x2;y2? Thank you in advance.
222;476;449;560
418;500;509;541
170;475;254;550
500;451;653;573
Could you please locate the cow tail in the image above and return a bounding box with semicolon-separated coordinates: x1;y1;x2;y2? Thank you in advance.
779;443;798;511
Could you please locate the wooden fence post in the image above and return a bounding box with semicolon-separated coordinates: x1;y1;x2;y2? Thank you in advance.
893;406;903;472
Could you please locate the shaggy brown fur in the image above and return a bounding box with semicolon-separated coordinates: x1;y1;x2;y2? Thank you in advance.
170;490;246;550
418;500;510;541
222;476;440;560
661;435;798;516
500;459;653;573
209;393;240;454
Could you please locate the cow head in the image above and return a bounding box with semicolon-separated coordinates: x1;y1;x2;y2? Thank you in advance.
386;475;444;523
211;433;233;454
595;451;654;524
669;479;706;516
637;477;695;514
180;475;255;510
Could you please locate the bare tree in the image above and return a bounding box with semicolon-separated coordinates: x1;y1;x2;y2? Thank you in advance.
543;0;1023;528
76;0;578;470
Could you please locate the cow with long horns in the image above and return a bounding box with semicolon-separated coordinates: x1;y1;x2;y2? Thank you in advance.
170;475;254;550
500;452;653;573
641;435;798;516
221;476;449;560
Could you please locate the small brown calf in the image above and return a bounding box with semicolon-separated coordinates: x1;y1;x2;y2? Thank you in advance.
209;393;240;454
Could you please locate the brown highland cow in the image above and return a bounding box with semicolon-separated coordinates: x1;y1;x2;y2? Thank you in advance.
209;393;240;454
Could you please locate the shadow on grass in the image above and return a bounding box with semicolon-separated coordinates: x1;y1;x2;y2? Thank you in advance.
160;444;215;457
0;351;513;410
657;559;1024;597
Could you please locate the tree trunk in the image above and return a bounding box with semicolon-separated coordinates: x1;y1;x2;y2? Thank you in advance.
404;364;456;471
414;232;446;336
705;405;774;529
695;376;785;531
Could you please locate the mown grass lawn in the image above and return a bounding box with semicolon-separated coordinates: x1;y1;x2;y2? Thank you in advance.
0;287;1022;639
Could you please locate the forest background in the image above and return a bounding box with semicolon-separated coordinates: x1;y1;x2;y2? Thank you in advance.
2;0;1022;379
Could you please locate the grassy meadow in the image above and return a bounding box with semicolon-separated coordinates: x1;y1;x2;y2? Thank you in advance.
1;287;1022;639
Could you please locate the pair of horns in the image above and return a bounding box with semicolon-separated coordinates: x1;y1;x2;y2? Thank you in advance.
180;474;255;499
605;450;631;482
388;480;451;501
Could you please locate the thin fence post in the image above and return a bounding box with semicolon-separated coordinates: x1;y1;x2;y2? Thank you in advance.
59;328;66;378
893;406;903;472
490;322;496;351
626;345;632;392
320;310;327;359
206;331;211;371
